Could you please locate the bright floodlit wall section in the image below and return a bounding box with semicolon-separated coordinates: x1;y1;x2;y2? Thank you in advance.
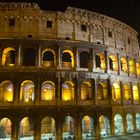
0;2;140;140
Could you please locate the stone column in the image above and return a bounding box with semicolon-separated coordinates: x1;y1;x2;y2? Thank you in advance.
123;115;127;134
94;78;98;105
94;115;100;138
120;81;124;105
13;81;20;106
75;114;82;140
11;118;20;140
110;116;115;136
18;45;21;66
34;119;41;140
56;117;62;140
35;77;41;105
57;76;61;106
75;47;79;69
57;47;61;69
133;112;137;131
38;45;41;67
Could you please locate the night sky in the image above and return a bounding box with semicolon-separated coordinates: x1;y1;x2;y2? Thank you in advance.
1;0;140;36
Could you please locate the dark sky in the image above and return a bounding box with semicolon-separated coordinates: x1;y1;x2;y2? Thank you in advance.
1;0;140;35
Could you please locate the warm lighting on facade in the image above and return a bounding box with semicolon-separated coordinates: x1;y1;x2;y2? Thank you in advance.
109;55;118;71
124;84;131;100
62;81;74;101
120;57;127;72
112;83;121;100
96;53;106;70
41;81;55;101
20;80;34;102
129;60;135;75
136;62;140;76
133;85;139;101
81;81;92;100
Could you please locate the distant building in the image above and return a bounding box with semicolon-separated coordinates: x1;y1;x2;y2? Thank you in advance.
0;2;140;140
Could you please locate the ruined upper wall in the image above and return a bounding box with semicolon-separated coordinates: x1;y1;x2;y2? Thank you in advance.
0;2;139;56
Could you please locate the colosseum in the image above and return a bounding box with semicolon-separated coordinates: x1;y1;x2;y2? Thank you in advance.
0;2;140;140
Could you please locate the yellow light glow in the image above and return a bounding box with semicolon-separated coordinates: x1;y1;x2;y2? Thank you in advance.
133;85;139;101
124;84;131;100
136;63;140;76
96;53;106;70
109;55;118;71
62;50;74;68
120;57;127;72
129;60;135;74
112;83;120;100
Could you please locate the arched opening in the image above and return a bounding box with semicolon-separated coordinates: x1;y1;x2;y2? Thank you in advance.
41;81;55;101
133;85;139;101
20;117;34;140
20;80;34;102
22;48;36;66
112;83;121;101
82;116;94;140
62;81;74;101
80;81;92;100
62;116;75;140
126;113;134;133
80;51;89;68
129;60;135;75
95;53;106;70
62;50;74;69
120;57;127;72
97;82;108;100
124;84;131;101
114;114;124;135
42;49;55;67
109;55;118;71
0;118;11;139
41;117;56;140
136;62;140;76
2;47;16;66
0;81;13;102
136;113;140;130
99;115;110;137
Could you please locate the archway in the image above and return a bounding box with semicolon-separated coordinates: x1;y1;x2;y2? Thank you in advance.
62;116;75;140
126;113;134;133
82;116;94;140
99;115;110;137
136;113;140;130
114;114;124;135
41;117;56;140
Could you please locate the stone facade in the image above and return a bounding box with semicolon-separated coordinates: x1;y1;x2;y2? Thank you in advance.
0;2;140;140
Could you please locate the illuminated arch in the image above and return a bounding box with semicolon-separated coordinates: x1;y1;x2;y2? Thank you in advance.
124;84;131;100
136;113;140;130
42;49;56;67
96;53;106;69
0;118;11;139
62;50;74;68
2;47;16;66
133;85;139;101
109;55;118;71
41;116;56;140
129;60;135;75
0;80;13;102
20;80;35;102
126;113;134;133
136;62;140;76
80;81;92;100
80;51;89;68
112;83;121;101
62;116;75;140
120;57;127;72
99;115;110;137
82;116;94;139
114;114;124;135
41;81;55;101
62;81;75;101
20;117;34;140
97;82;108;100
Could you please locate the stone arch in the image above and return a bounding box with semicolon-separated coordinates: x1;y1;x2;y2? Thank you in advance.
41;81;55;101
2;47;16;66
112;83;121;101
129;60;135;75
41;116;56;140
62;50;74;68
109;55;118;71
123;83;131;101
120;57;127;72
82;115;94;140
96;53;106;69
136;113;140;130
126;113;134;133
80;81;92;100
62;81;75;101
62;116;75;140
42;49;56;67
20;80;35;102
0;80;13;102
114;114;124;135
